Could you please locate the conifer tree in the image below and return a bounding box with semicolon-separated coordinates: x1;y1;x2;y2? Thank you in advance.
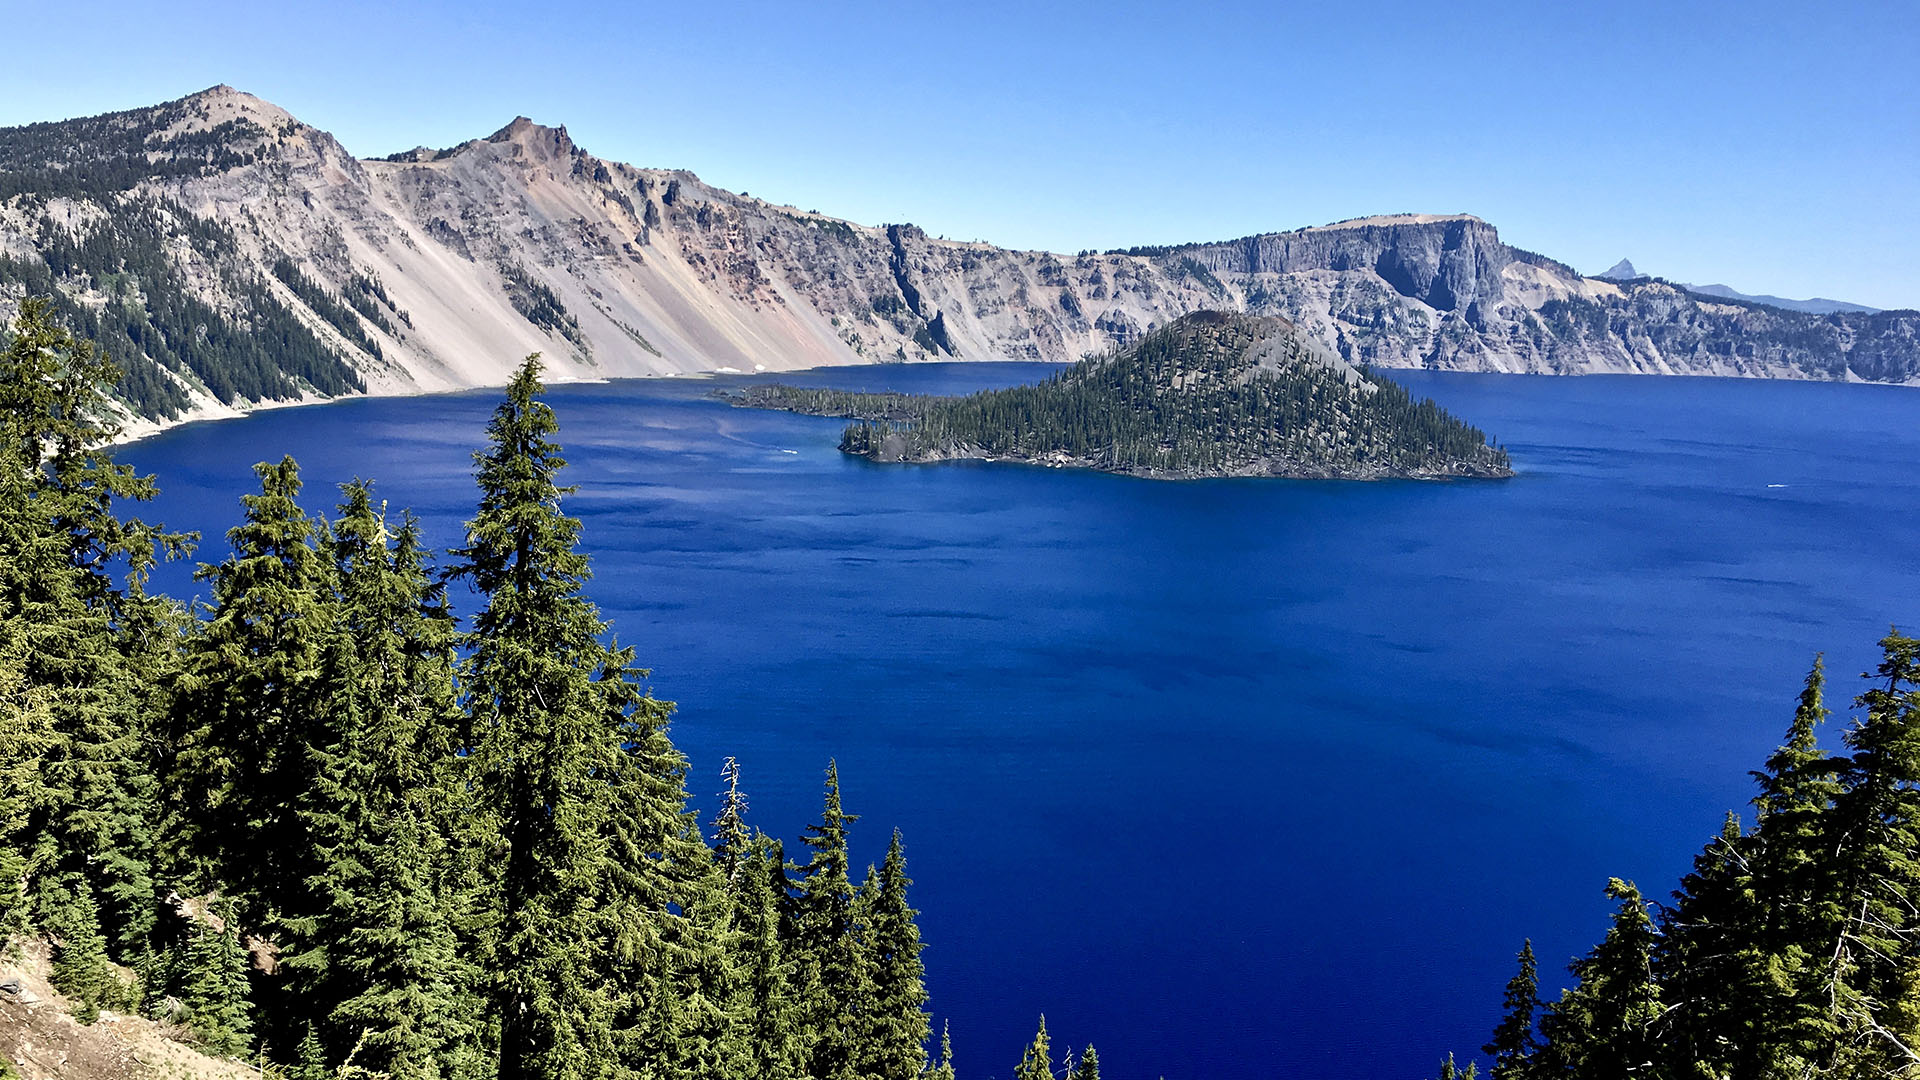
1654;811;1770;1076
286;483;471;1078
169;455;336;930
1647;654;1844;1076
1818;630;1920;1071
1069;1044;1100;1080
861;830;930;1080
452;355;642;1080
593;642;728;1080
46;877;113;1024
0;299;182;964
1748;655;1845;1016
925;1020;955;1080
181;899;254;1059
1482;940;1539;1080
694;762;802;1080
735;839;804;1080
1535;880;1659;1079
165;454;340;1058
792;761;870;1080
1014;1015;1052;1080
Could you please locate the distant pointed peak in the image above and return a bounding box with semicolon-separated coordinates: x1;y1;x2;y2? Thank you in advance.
1597;258;1644;281
486;115;577;158
487;116;536;142
487;115;568;142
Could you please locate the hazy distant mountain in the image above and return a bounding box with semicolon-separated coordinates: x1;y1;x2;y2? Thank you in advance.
1595;260;1879;315
1683;284;1881;315
0;87;1916;438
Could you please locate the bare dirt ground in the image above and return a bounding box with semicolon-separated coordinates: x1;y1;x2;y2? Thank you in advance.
2;941;255;1080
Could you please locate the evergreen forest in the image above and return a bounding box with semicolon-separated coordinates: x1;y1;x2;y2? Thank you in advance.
0;299;1094;1080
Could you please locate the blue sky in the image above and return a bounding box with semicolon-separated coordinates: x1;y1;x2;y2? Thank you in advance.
6;0;1916;307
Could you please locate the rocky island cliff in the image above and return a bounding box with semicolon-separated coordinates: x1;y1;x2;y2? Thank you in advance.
0;87;1913;440
730;311;1514;481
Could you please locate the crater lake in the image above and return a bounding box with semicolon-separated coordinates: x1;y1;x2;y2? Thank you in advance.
119;364;1920;1080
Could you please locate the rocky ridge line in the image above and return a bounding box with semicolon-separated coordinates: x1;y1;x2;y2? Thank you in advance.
0;86;1913;441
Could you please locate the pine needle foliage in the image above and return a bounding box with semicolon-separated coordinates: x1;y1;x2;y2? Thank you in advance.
1472;632;1920;1080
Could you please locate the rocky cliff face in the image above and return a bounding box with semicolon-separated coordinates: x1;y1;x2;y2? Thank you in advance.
0;87;1912;437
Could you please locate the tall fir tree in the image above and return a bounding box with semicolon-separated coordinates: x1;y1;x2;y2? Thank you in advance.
286;483;472;1079
166;454;341;1059
168;455;336;928
1746;652;1847;1070
452;355;667;1080
593;640;731;1080
792;760;870;1080
0;299;183;969
1014;1015;1052;1080
735;838;804;1080
1482;940;1539;1080
1818;631;1920;1073
1534;879;1659;1079
1654;811;1770;1077
860;830;930;1080
181;898;255;1059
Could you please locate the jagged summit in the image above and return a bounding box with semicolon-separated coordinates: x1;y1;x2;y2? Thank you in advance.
1597;258;1644;280
480;115;578;161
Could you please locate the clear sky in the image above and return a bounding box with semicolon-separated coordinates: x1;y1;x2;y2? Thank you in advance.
5;0;1916;307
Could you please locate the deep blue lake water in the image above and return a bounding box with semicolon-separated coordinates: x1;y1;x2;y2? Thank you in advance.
119;365;1920;1080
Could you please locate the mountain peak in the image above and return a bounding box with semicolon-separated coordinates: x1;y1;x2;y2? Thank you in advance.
170;83;298;134
1596;258;1643;281
486;115;576;159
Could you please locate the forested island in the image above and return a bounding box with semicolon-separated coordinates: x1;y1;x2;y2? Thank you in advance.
724;312;1513;480
0;299;1091;1080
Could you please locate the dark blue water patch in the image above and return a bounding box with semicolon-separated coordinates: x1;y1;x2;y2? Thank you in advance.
116;365;1920;1080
